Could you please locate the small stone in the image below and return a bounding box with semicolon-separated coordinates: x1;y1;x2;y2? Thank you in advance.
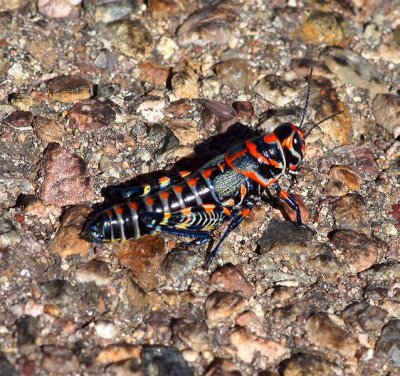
290;58;334;80
139;61;171;87
204;358;242;376
205;291;246;325
47;75;92;103
26;37;59;71
329;165;363;191
297;10;348;45
167;118;199;145
15;315;39;350
177;1;238;46
172;319;209;352
41;345;79;374
235;310;264;336
105;19;154;58
96;343;142;365
141;346;193;376
320;47;388;95
306;312;359;358
136;97;165;123
148;124;180;157
360;263;400;285
305;252;344;284
148;0;185;20
33;116;65;144
215;58;254;91
85;0;138;24
0;211;21;247
233;101;254;119
41;280;75;308
67;99;116;132
375;319;400;367
280;353;343;376
8;63;29;83
210;264;254;297
3;110;33;130
255;75;298;107
280;194;310;224
94;320;118;340
0;353;18;376
121;274;148;308
49;205;92;257
39;144;95;206
96;82;121;98
114;235;166;291
43;304;62;318
372;94;400;139
330;194;369;233
38;0;80;18
75;260;111;285
9;93;35;111
343;302;387;332
230;328;289;364
162;248;200;280
331;230;382;273
171;68;199;99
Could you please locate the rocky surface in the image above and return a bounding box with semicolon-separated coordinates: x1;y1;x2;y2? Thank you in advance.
0;0;399;375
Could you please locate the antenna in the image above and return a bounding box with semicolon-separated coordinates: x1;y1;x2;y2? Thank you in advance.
305;110;344;138
299;65;314;129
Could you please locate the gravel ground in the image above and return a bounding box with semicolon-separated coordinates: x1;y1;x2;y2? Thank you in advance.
0;0;399;375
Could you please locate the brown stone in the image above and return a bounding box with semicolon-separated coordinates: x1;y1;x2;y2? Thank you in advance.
96;344;142;365
3;110;33;130
205;291;246;325
148;0;186;20
329;165;363;191
210;264;254;297
280;194;310;224
138;61;171;86
171;68;199;99
33;116;65;144
47;75;92;103
215;58;254;91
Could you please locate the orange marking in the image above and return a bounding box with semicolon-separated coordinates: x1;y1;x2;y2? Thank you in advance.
245;140;282;168
115;206;124;215
188;178;198;187
130;202;138;210
241;208;251;217
226;149;247;163
202;168;214;179
174;185;184;193
289;165;297;171
181;207;192;215
279;190;289;200
203;204;216;214
223;208;231;216
159;176;170;184
146;197;155;205
282;136;293;149
240;185;247;198
160;191;170;199
263;134;278;143
180;171;191;177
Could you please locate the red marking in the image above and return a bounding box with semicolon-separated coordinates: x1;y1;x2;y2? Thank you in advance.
240;185;247;198
282;136;293;149
180;171;191;177
115;206;124;215
159;176;170;184
160;191;170;199
246;140;281;168
202;168;214;179
107;210;113;218
146;197;155;205
188;178;198;187
263;134;278;143
223;208;231;216
174;185;184;193
226;148;247;164
279;190;289;200
289;165;297;171
130;202;138;210
241;208;251;217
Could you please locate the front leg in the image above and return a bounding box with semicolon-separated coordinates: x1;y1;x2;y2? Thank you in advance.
271;182;316;234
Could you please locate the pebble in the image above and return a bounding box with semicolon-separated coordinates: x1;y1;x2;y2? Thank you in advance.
114;235;166;291
93;320;118;340
15;315;39;350
38;0;81;18
105;19;154;58
136;97;166;123
33;116;65;144
47;75;92;103
148;124;180;157
41;345;79;374
331;229;382;273
204;358;241;376
306;312;359;358
255;75;298;107
9;94;34;111
329;165;363;192
121;274;148;308
41;279;75;308
3;110;33;130
297;10;348;45
371;94;400;139
67;99;116;132
162;248;200;280
304;252;344;284
235;310;264;336
230;328;289;364
49;205;92;257
0;353;18;376
343;302;387;332
167;119;199;145
172;320;209;352
138;60;171;87
148;0;185;19
280;352;343;376
290;58;334;80
210;264;254;297
0;211;21;247
85;0;138;24
96;343;142;365
141;346;193;376
215;58;254;91
75;260;112;286
332;146;380;181
360;263;400;285
280;193;310;224
39;145;95;206
171;68;199;99
205;291;246;325
8;63;29;83
177;1;238;46
330;193;370;233
320;47;388;95
375;319;400;368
